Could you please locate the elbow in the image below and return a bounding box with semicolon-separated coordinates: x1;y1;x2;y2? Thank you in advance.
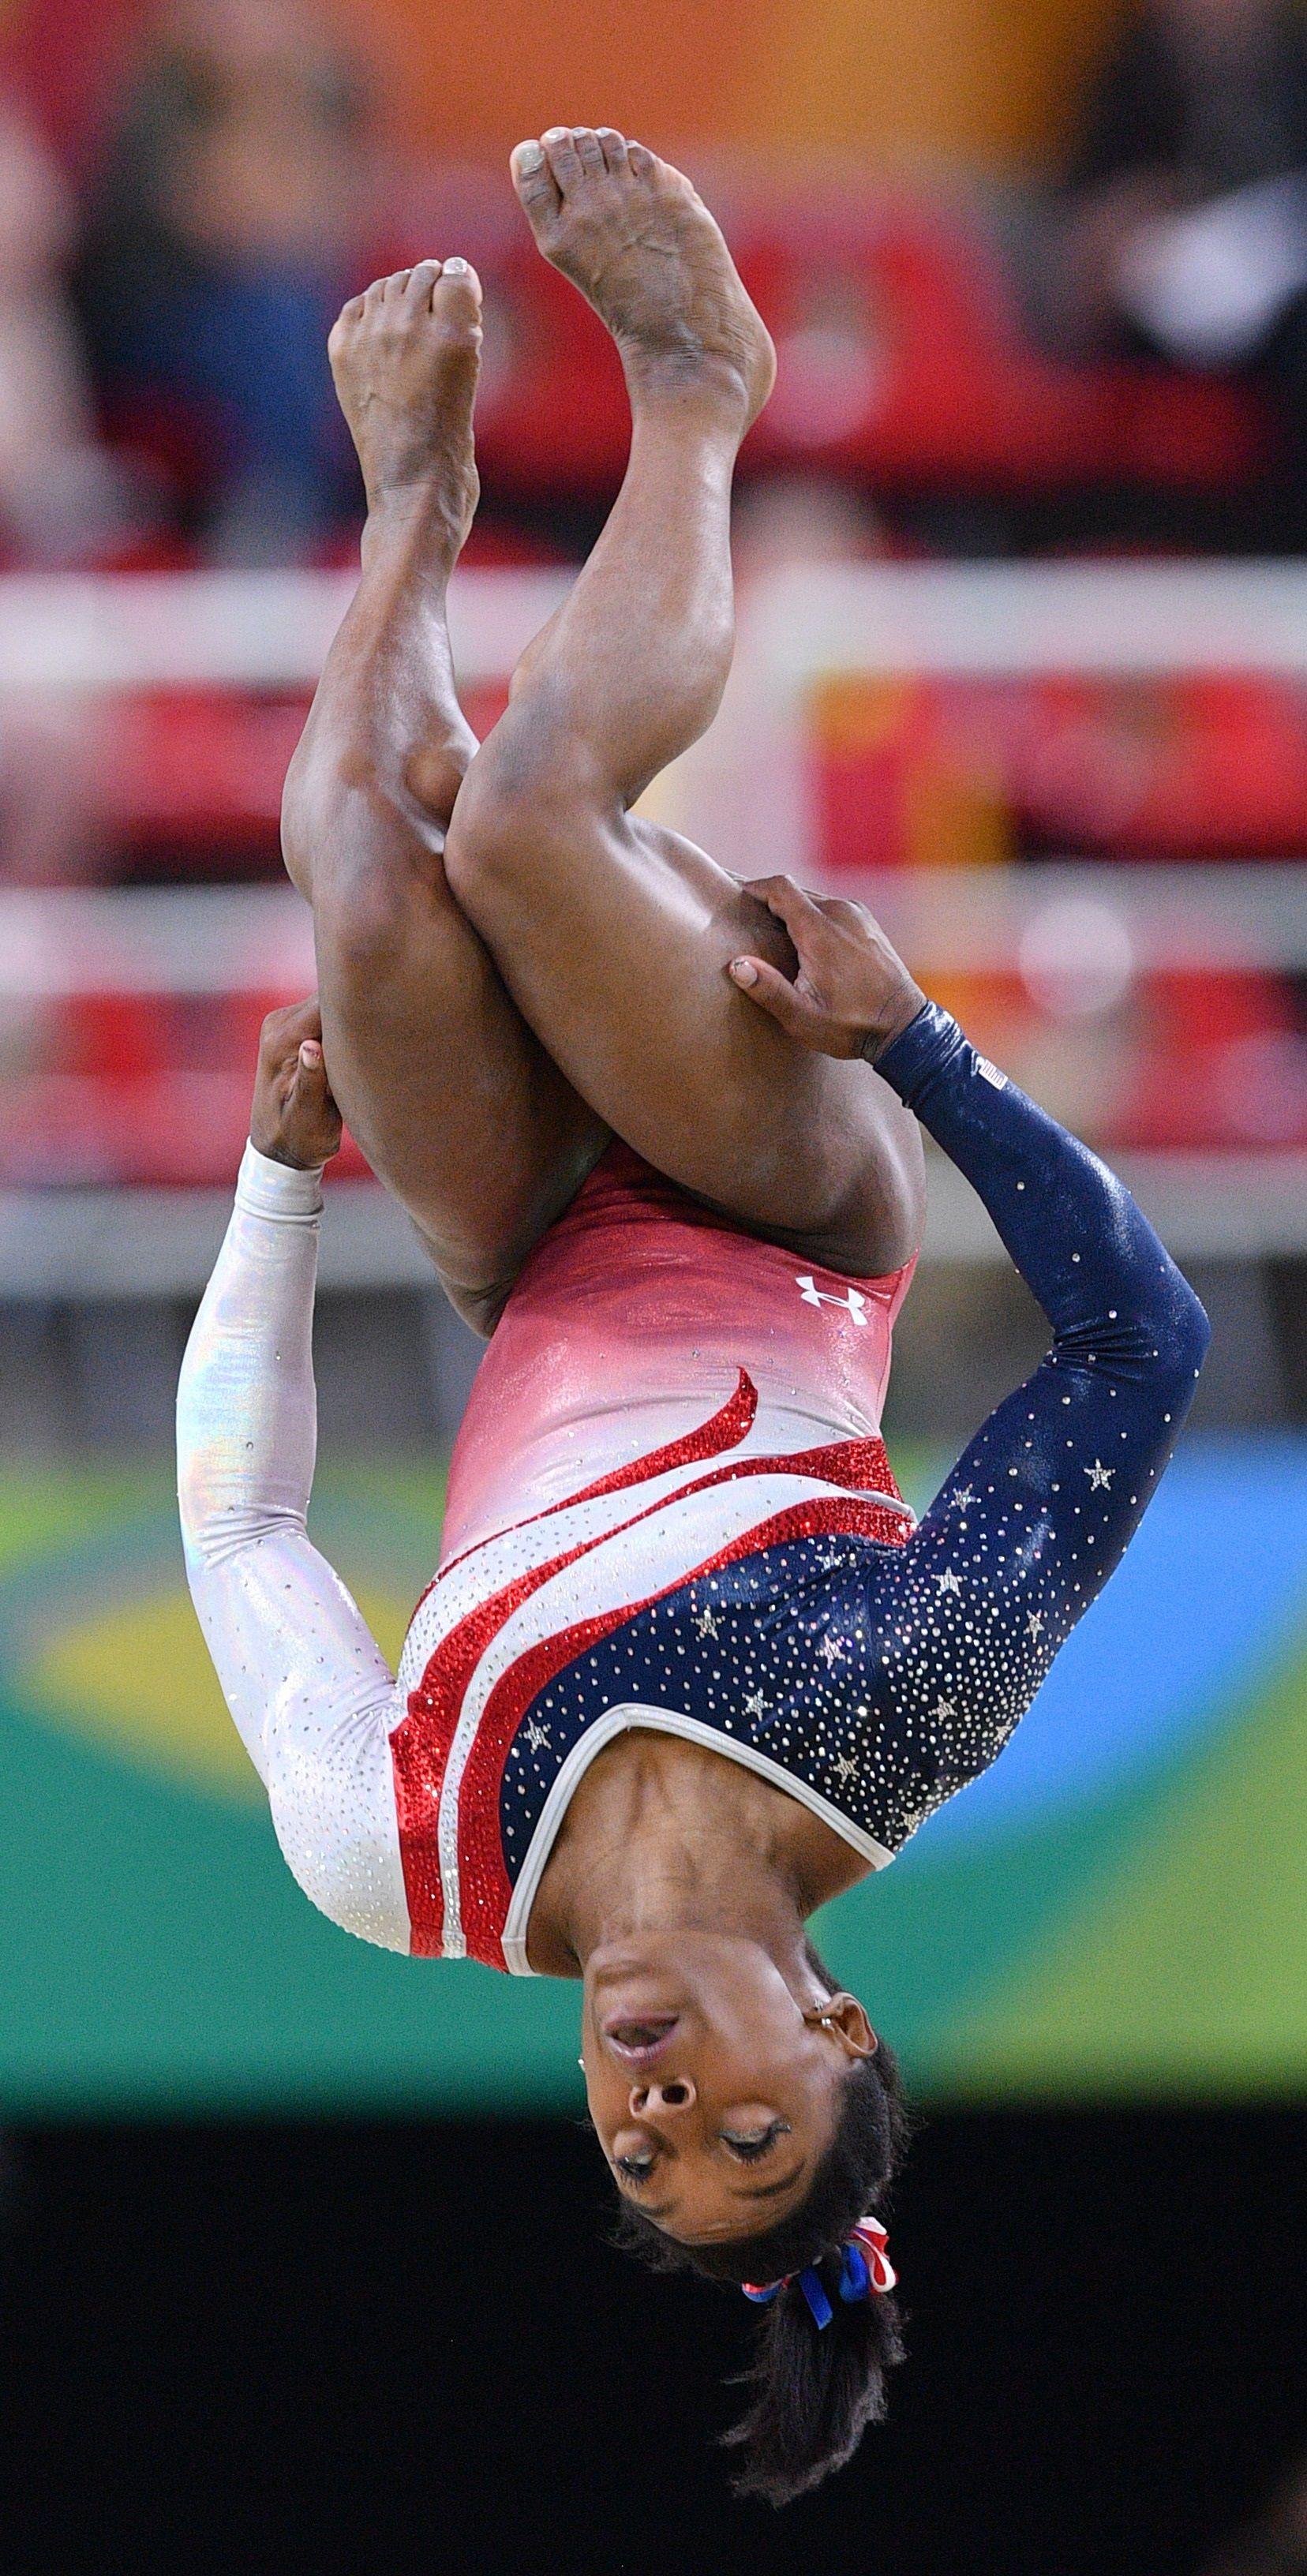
176;1414;215;1565
1149;1266;1211;1410
265;1743;410;1954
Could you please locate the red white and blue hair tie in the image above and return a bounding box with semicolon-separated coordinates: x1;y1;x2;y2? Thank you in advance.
742;2216;896;2329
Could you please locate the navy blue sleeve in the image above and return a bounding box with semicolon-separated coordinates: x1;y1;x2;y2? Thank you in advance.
846;1002;1211;1842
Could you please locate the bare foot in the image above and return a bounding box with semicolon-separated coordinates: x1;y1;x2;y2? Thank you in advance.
328;258;482;551
509;129;775;432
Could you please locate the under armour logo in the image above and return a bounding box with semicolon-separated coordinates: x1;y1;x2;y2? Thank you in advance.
796;1275;869;1324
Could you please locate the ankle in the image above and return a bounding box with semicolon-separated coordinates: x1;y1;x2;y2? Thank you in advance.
620;341;751;439
361;479;471;572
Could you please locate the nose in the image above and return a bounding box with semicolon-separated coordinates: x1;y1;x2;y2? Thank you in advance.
629;2076;696;2117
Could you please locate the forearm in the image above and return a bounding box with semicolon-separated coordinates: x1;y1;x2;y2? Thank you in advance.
177;1144;409;1948
874;1002;1209;1391
178;1142;324;1574
861;1005;1209;1825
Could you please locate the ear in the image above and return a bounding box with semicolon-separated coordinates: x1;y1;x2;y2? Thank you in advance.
824;1993;878;2060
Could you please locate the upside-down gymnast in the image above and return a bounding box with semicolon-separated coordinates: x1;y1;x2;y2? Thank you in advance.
177;129;1209;2506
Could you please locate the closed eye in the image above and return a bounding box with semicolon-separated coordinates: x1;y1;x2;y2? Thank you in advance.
614;2151;657;2185
721;2120;790;2162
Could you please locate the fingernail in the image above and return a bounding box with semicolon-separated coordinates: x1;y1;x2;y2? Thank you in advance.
730;958;758;987
514;140;545;170
443;256;469;275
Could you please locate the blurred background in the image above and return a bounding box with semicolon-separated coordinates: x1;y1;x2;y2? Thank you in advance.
0;0;1305;2569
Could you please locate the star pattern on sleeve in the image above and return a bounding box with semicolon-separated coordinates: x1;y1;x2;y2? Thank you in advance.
1084;1458;1114;1490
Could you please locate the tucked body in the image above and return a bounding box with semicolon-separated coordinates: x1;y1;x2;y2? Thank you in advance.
176;127;1208;2505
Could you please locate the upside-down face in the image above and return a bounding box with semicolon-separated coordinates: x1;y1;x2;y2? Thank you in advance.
580;1928;874;2245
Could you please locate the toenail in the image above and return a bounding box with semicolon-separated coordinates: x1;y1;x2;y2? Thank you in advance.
544;127;569;142
443;257;469;274
515;140;545;170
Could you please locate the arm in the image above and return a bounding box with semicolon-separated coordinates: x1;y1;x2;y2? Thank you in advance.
177;1005;411;1949
731;886;1209;1840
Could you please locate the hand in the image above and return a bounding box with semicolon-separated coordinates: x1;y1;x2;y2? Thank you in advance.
728;877;926;1063
249;998;343;1170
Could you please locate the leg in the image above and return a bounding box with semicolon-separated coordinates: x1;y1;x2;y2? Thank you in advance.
281;257;606;1332
444;134;923;1276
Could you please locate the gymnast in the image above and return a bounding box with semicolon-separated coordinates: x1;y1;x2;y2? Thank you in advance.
177;129;1209;2505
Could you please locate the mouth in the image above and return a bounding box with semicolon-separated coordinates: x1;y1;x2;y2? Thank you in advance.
601;2013;680;2068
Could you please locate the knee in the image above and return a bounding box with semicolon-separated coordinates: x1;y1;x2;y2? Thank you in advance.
286;759;455;986
444;713;599;911
311;821;453;994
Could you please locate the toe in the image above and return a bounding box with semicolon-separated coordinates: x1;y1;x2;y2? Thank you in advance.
510;137;562;229
382;268;412;299
363;275;388;308
596;127;628;174
431;257;482;323
403;258;441;302
571;126;606;175
542;125;586;193
626;140;656;180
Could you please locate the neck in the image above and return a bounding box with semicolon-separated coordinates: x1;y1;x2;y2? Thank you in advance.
531;1733;818;1979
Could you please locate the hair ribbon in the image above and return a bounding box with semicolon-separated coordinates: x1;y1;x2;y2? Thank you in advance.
741;2215;896;2327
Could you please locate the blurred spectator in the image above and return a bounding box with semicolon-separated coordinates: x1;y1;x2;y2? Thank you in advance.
1047;0;1307;520
75;0;373;560
0;102;140;564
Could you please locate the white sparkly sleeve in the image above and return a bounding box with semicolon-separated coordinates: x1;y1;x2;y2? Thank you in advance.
177;1144;411;1953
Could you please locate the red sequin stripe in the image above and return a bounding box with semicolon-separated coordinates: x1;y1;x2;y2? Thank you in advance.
429;1370;759;1597
423;1372;904;1617
392;1444;908;1953
458;1491;910;1971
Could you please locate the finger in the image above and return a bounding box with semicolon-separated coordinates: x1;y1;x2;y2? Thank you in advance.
742;874;830;942
728;953;832;1046
293;1035;331;1096
289;1038;340;1125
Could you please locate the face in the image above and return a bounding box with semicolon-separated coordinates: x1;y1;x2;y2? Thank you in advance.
581;1930;874;2245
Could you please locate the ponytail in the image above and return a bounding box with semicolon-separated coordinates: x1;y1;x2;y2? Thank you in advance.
612;2011;911;2507
725;2226;904;2503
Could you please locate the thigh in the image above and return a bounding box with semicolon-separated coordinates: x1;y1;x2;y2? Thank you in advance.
446;806;925;1277
311;837;608;1334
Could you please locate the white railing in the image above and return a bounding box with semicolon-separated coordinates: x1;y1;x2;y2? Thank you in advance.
2;564;1306;1293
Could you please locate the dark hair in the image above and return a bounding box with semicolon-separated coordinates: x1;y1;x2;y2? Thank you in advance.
611;1942;911;2507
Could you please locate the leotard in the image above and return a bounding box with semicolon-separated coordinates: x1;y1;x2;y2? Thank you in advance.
177;1006;1208;1971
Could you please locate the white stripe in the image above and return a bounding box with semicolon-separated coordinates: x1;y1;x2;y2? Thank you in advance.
399;1401;908;1694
